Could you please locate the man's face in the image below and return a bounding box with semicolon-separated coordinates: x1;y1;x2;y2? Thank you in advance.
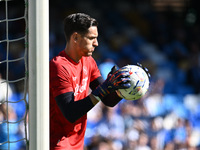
77;26;98;56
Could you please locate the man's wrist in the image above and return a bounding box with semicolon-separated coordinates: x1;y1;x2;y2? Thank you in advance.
89;94;100;105
91;83;110;100
91;94;101;101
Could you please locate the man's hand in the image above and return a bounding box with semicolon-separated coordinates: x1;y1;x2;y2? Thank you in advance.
92;65;131;101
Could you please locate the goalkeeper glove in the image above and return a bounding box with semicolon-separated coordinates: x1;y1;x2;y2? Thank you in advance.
92;65;131;101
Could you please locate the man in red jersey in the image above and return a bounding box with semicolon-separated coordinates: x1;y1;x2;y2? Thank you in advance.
50;13;131;150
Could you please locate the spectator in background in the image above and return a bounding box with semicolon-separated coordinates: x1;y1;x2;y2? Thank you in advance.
0;102;24;149
0;73;25;149
135;132;151;150
0;73;13;104
97;107;125;149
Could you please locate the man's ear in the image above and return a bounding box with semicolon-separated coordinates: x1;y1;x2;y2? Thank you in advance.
72;32;78;42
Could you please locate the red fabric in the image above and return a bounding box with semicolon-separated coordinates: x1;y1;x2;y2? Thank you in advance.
50;50;101;150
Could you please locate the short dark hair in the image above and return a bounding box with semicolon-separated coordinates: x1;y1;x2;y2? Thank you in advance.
64;13;98;41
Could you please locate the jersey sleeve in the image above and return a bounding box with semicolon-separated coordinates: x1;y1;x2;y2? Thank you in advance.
89;57;101;82
50;60;73;98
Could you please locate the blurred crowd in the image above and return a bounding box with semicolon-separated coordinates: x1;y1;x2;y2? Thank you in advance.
1;0;200;149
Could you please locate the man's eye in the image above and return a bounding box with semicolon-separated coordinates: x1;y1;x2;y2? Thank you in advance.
86;36;97;40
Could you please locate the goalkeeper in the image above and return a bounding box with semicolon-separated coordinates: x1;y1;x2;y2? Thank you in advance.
50;13;131;150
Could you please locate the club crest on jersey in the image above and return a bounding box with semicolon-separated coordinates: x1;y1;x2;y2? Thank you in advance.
72;76;77;81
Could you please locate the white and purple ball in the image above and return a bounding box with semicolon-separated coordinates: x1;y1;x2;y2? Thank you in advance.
117;65;150;100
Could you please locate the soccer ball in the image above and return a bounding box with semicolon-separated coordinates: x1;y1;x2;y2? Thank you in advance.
117;65;150;100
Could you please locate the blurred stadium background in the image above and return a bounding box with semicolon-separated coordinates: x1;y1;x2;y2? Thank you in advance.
1;0;200;149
